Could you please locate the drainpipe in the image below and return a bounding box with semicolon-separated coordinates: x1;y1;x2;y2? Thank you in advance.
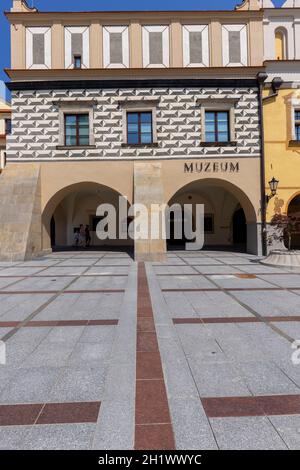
257;72;268;257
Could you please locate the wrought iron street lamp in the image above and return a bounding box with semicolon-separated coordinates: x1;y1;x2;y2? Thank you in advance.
266;177;279;203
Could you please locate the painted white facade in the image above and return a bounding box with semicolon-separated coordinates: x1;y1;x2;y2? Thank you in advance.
262;2;300;61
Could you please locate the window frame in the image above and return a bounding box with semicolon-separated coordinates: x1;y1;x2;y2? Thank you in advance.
54;100;95;149
126;111;153;146
5;119;12;135
198;98;238;146
73;55;82;69
295;110;300;141
64;113;90;147
204;110;230;144
119;99;160;146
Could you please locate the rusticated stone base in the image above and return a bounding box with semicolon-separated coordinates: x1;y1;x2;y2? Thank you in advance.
0;163;42;261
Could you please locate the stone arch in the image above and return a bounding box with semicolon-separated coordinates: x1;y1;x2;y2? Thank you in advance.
42;181;131;251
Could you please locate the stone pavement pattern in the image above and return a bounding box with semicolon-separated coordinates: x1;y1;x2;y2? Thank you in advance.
0;250;300;449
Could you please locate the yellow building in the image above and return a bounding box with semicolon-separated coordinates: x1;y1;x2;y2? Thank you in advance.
263;2;300;250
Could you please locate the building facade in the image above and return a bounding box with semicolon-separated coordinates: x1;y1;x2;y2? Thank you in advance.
262;0;300;249
0;0;271;261
0;99;11;170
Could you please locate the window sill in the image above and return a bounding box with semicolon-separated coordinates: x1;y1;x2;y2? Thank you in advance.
200;141;237;147
289;140;300;147
56;145;96;150
121;143;159;148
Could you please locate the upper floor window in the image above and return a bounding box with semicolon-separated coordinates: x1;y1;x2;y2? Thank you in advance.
205;111;230;143
103;26;129;68
5;119;12;135
142;25;169;68
275;28;287;61
127;112;153;145
182;25;209;67
65;114;89;146
295;111;300;141
65;26;89;69
26;26;51;69
74;55;82;69
222;24;248;67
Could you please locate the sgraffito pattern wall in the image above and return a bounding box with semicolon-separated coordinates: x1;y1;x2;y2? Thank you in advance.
7;87;260;161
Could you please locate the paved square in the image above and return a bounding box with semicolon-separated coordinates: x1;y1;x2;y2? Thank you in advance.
0;250;300;449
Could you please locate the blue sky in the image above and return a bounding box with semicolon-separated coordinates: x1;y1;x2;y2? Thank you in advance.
0;0;285;101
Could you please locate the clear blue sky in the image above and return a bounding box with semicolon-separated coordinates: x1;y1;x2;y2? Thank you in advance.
0;0;285;101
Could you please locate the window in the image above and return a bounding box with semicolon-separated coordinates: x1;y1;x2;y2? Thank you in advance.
65;114;89;146
205;111;230;143
5;119;12;135
74;55;82;69
295;111;300;141
275;28;287;61
127;112;153;145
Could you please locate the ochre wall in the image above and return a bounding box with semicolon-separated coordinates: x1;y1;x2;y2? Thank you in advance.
263;88;300;221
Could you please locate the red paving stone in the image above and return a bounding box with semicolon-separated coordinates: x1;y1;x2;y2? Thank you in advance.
201;395;300;418
173;316;300;324
135;262;175;450
0;320;119;328
37;402;101;425
0;404;43;426
0;402;101;426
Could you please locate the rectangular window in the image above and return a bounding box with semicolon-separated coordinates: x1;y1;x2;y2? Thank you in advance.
127;112;153;145
65;114;89;146
5;119;12;135
205;111;230;143
74;55;82;69
295;110;300;141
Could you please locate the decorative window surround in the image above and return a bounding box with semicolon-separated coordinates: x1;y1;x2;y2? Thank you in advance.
290;97;300;143
26;27;51;69
222;24;248;67
53;100;95;148
65;26;90;69
103;26;129;68
197;97;240;144
182;25;209;67
120;99;159;145
142;25;169;68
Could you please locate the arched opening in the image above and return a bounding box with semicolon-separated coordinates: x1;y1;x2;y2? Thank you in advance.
286;194;300;249
232;206;247;247
50;216;56;247
166;178;258;254
42;182;133;253
275;28;287;61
